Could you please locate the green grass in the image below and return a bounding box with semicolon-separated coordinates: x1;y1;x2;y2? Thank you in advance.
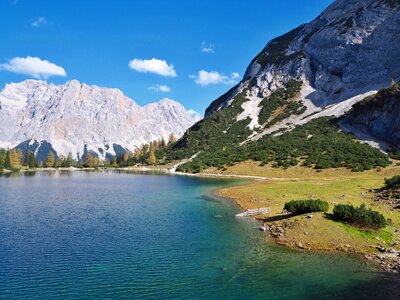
337;222;394;244
217;167;400;253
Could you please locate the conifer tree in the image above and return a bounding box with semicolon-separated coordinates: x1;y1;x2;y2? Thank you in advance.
168;133;177;144
160;138;166;148
45;152;55;168
141;144;149;157
28;152;37;168
93;157;100;168
56;155;65;168
133;149;141;161
23;152;29;166
4;150;11;169
85;153;94;168
122;153;129;165
66;152;74;167
0;148;5;170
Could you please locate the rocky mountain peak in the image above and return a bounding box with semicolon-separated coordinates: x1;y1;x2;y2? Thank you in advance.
205;0;400;146
0;80;201;159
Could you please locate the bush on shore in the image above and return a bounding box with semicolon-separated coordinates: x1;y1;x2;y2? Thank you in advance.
284;199;329;215
384;175;400;189
332;203;386;229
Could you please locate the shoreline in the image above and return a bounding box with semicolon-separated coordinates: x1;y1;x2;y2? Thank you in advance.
0;166;272;181
213;176;400;274
2;165;400;273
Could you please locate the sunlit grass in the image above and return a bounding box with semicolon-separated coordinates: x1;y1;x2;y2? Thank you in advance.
215;162;400;253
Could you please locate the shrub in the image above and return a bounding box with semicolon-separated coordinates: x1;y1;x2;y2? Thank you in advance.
284;199;329;215
384;175;400;189
388;151;400;160
332;204;386;229
167;116;390;174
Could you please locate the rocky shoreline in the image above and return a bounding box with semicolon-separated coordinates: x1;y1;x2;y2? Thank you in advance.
214;181;400;275
262;220;400;273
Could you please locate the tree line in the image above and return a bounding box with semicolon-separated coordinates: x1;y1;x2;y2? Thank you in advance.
0;133;177;171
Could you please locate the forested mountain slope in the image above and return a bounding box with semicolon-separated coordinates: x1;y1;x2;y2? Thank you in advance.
165;0;400;173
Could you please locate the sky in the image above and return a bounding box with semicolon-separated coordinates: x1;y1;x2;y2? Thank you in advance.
0;0;333;115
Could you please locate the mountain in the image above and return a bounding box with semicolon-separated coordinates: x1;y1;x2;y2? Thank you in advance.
340;82;400;150
168;0;400;173
0;80;201;160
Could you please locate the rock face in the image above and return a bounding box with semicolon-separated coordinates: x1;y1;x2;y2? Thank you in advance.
0;80;201;159
205;0;400;146
341;83;400;149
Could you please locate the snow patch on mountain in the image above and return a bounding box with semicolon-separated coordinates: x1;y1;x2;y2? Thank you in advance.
0;80;201;158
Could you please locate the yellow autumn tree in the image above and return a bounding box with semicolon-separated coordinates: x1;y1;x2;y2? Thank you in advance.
133;149;141;160
85;153;94;168
10;148;22;168
45;152;55;167
148;144;156;165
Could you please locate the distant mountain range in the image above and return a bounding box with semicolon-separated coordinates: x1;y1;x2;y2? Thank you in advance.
0;80;201;161
169;0;400;173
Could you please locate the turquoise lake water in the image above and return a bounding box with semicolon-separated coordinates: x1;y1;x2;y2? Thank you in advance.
0;171;398;299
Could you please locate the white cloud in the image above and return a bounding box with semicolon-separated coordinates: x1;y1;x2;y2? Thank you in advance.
190;70;240;86
149;84;171;92
0;56;66;79
188;109;202;119
201;42;215;53
128;58;177;77
32;17;47;27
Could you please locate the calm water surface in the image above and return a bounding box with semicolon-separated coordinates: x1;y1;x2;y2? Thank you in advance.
0;171;398;299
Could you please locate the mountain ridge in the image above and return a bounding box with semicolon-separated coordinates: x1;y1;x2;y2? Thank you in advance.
0;79;201;160
166;0;400;173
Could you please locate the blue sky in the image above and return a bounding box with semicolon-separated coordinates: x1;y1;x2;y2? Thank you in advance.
0;0;333;115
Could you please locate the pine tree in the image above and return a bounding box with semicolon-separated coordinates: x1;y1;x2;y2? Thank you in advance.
148;145;156;165
23;152;29;166
140;144;149;157
168;133;177;144
45;152;55;168
4;150;11;169
160;138;166;148
0;148;5;170
56;155;64;168
66;152;74;167
28;152;37;168
84;153;95;168
93;157;100;167
133;149;141;161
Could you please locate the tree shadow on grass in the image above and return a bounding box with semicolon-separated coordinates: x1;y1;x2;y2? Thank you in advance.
323;213;336;221
261;214;295;222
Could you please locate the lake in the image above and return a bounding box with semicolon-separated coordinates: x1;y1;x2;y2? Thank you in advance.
0;171;398;299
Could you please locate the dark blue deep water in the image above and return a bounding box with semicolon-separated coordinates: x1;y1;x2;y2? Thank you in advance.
0;171;398;299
